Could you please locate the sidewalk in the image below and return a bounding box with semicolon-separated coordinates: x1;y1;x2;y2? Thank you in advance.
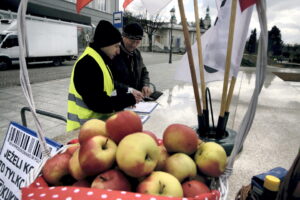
0;56;300;199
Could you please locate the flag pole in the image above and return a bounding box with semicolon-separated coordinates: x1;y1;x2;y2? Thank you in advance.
225;76;236;113
217;0;238;137
177;0;206;135
223;76;236;131
193;0;208;133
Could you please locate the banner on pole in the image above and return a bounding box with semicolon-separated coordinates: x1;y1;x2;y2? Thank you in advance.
175;0;255;83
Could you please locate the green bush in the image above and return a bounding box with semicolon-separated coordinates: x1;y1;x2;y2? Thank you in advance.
241;57;255;67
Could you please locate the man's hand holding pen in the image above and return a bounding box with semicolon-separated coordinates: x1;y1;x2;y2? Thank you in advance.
131;88;144;103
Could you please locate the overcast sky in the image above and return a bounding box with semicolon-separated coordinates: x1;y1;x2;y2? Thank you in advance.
119;0;300;45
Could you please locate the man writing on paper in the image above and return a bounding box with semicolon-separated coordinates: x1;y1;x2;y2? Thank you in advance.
111;23;152;99
66;20;142;132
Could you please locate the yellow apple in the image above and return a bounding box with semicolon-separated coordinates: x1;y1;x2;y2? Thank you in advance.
68;148;87;180
164;153;197;182
194;142;227;177
79;119;107;143
137;171;183;197
154;143;169;171
116;133;159;177
142;130;159;145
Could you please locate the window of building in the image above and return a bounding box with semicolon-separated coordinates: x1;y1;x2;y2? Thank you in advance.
86;0;106;12
95;0;106;11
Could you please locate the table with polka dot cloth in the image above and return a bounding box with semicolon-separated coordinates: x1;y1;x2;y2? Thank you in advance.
22;177;220;200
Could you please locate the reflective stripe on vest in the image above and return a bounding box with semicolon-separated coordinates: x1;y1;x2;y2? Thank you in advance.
66;47;114;132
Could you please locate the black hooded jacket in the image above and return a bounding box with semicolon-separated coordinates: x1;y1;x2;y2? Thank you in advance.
72;42;136;114
111;42;150;92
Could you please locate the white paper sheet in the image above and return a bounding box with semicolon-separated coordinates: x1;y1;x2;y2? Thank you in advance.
126;102;158;113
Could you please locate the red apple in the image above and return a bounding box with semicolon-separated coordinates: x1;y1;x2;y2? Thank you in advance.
106;110;142;143
163;123;198;155
182;180;210;197
191;174;207;184
72;179;91;187
79;135;117;176
91;169;131;191
42;152;71;185
78;119;107;143
142;130;159;145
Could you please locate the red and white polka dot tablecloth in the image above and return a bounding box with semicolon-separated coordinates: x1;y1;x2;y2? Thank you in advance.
22;176;220;200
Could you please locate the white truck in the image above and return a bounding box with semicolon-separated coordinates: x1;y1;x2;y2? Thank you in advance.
0;16;80;70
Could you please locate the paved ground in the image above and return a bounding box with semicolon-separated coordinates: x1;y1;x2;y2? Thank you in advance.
0;52;185;148
0;52;299;199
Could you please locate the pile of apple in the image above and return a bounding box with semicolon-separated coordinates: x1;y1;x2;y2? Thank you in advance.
41;110;227;198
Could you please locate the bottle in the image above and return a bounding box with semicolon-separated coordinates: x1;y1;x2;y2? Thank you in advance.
261;175;280;200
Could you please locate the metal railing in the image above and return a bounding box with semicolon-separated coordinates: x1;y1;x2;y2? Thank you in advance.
20;106;66;127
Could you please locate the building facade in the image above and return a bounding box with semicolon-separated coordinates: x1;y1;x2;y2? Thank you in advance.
1;1;212;53
145;23;198;53
0;0;118;26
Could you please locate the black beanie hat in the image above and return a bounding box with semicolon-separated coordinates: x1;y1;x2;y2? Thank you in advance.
93;20;122;48
123;23;143;40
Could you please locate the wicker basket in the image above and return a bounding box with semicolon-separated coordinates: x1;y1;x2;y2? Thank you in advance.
21;142;222;200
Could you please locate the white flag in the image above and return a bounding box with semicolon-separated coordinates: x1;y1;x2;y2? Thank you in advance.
175;0;254;83
124;0;173;15
141;0;173;15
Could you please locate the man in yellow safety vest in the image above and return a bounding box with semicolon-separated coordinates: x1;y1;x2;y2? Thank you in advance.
66;20;143;132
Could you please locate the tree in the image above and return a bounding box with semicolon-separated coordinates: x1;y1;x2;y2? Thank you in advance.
292;44;300;62
140;14;165;51
268;26;283;56
293;45;298;52
123;11;137;25
282;51;290;58
123;11;165;52
246;28;257;54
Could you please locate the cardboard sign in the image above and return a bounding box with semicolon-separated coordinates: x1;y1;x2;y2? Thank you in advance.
0;122;62;200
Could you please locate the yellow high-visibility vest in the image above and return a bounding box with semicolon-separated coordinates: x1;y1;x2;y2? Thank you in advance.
66;47;114;132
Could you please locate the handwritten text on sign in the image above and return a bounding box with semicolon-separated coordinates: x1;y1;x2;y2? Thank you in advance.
0;122;62;200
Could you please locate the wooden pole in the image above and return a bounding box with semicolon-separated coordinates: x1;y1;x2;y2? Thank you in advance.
178;0;202;115
225;76;236;112
219;0;238;117
193;0;206;110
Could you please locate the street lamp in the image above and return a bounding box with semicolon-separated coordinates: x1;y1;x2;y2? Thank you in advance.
169;8;175;64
